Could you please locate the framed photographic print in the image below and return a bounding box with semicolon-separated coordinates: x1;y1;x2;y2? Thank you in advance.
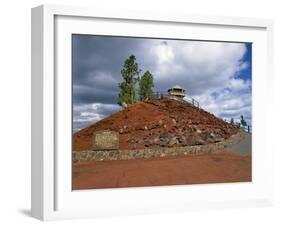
31;4;274;221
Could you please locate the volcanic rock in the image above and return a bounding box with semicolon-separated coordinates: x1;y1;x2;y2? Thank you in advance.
73;98;239;151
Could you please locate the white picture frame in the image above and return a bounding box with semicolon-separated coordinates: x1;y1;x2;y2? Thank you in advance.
31;4;274;221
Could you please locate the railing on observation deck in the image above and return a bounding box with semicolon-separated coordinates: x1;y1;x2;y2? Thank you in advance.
152;91;200;108
223;119;252;133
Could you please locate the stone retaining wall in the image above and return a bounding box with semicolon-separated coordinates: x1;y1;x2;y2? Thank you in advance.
73;150;119;163
73;131;244;163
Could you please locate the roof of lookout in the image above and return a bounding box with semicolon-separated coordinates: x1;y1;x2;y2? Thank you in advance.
172;85;182;89
169;85;185;91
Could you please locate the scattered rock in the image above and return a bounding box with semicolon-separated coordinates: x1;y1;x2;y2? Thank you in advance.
209;132;216;138
136;139;144;144
195;137;205;145
74;97;240;151
168;137;179;147
153;137;160;145
214;138;224;143
160;137;169;146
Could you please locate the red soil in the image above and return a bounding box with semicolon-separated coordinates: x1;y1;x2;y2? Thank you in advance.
73;98;239;151
72;151;251;190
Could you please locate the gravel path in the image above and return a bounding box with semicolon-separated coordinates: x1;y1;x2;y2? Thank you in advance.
225;132;251;156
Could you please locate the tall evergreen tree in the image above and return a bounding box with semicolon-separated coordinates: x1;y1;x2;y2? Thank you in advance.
240;115;247;127
117;55;140;105
139;70;154;101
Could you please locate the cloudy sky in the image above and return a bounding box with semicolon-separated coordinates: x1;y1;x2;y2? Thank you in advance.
72;34;252;132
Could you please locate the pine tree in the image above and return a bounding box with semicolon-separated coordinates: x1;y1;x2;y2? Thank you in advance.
139;70;154;101
117;55;140;105
240;115;247;127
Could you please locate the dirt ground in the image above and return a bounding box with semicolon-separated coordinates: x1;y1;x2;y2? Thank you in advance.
72;151;251;190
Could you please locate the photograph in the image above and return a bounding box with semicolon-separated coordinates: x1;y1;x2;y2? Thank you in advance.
71;34;252;190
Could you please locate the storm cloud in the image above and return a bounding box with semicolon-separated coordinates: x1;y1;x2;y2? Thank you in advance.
72;35;252;132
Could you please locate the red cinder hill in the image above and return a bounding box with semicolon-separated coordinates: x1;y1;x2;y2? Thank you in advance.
73;98;239;151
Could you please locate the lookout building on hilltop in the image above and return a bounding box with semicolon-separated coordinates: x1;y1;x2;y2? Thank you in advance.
167;85;186;100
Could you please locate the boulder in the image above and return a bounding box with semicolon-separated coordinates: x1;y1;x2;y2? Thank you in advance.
214;138;224;143
209;132;216;138
153;137;160;145
159;137;169;146
168;137;179;147
195;137;205;145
